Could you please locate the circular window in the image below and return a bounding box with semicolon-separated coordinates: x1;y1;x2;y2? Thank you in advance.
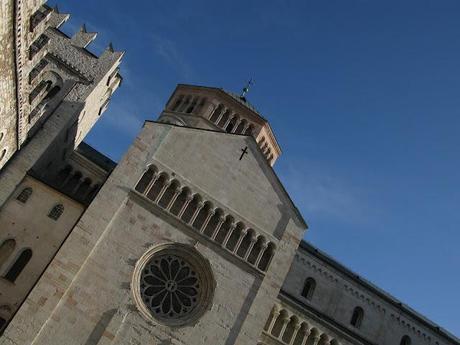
132;243;215;326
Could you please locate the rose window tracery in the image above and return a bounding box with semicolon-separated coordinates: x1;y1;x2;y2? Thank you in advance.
140;254;200;319
132;243;215;326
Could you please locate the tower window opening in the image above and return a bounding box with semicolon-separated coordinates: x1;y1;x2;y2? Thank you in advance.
301;277;316;300
350;306;364;328
400;335;411;345
3;248;32;283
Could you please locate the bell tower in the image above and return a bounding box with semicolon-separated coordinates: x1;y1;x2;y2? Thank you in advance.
158;84;282;166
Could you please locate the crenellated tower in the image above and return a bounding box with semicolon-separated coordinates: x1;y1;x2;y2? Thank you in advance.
0;1;123;332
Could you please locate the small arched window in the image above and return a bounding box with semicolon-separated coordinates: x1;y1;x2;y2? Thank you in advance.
400;335;411;345
48;204;64;220
3;248;32;283
301;277;316;300
0;316;6;331
16;187;33;203
350;306;364;328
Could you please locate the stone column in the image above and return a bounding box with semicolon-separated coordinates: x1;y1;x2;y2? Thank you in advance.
279;317;290;340
233;228;248;253
154;181;171;203
290;324;302;345
189;202;204;225
178;195;193;218
166;188;181;211
231;119;241;133
244;236;257;260
215;107;227;124
301;329;311;345
211;216;226;240
255;242;268;268
222;223;236;248
200;210;215;233
144;174;159;195
267;308;280;334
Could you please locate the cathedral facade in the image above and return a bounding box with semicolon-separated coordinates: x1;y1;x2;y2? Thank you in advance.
0;2;458;345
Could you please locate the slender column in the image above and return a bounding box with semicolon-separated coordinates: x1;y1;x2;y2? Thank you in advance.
200;210;215;233
222;223;236;247
290;324;302;345
190;96;200;113
166;188;181;211
178;195;193;218
255;242;268;267
211;216;226;240
311;336;320;345
233;228;248;253
215;107;227;124
144;173;159;195
189;202;204;225
223;114;234;128
154;181;171;203
244;237;257;260
267;309;280;334
61;171;73;187
242;123;250;134
231;119;241;133
178;96;190;112
301;329;311;345
279;317;290;339
71;179;83;194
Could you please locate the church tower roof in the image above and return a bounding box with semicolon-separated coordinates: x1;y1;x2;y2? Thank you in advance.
159;84;282;166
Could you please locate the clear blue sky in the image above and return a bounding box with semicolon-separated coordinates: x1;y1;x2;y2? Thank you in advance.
53;0;460;337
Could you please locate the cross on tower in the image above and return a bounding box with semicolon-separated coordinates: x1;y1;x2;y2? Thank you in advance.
239;146;249;160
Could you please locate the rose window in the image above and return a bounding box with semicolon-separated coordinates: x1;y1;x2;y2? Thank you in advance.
141;254;199;319
132;243;215;326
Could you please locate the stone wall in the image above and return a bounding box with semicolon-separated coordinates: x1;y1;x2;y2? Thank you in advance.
0;175;84;328
280;243;459;345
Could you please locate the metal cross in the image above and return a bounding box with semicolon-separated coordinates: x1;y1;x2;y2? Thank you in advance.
239;146;249;160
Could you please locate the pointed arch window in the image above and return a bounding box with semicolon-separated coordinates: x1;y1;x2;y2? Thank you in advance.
350;306;364;328
16;187;33;203
3;249;32;282
400;335;411;345
48;204;64;220
301;277;316;300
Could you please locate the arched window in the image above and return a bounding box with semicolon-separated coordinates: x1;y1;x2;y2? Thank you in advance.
48;204;64;220
301;277;316;300
0;239;16;269
43;85;61;101
0;316;6;332
400;335;411;345
350;306;364;328
16;187;33;203
3;248;32;282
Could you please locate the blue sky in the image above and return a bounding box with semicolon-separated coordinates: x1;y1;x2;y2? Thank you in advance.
53;0;460;336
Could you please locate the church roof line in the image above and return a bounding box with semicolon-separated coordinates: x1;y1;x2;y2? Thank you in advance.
143;120;307;229
299;241;460;345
